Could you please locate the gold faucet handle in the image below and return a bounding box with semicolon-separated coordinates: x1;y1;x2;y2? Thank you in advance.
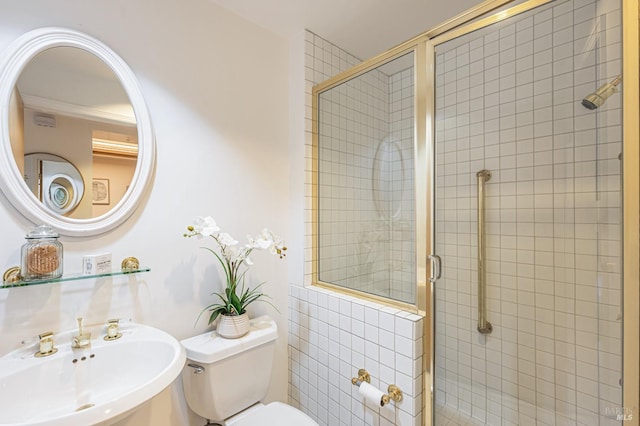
105;318;122;341
35;331;57;357
72;317;92;348
38;331;53;340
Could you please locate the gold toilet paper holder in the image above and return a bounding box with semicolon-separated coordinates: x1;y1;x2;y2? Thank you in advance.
383;384;403;405
351;368;371;386
351;368;403;406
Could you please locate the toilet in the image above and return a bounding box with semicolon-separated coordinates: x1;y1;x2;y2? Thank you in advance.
180;315;317;426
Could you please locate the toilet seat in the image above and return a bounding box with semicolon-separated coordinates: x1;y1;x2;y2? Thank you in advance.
226;402;316;426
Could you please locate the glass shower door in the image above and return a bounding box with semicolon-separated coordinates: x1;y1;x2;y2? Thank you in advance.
431;0;624;424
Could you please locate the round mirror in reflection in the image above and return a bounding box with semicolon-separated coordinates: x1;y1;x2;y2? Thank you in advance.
12;46;138;219
24;153;85;217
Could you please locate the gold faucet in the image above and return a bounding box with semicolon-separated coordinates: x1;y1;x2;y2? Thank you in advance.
71;317;91;349
35;331;58;357
104;318;122;341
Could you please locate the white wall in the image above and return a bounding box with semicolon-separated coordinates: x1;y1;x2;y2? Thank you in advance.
0;1;289;425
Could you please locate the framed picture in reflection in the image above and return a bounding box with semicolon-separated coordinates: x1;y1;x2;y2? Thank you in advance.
92;178;110;205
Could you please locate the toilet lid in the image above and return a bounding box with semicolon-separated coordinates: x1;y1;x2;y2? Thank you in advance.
228;402;317;426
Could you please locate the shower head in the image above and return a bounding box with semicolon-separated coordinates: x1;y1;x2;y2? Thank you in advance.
582;75;622;110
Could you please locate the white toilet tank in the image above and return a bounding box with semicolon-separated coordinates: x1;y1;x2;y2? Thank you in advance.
180;316;278;422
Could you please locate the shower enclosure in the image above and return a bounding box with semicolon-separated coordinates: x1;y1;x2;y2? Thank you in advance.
432;0;626;424
312;0;639;424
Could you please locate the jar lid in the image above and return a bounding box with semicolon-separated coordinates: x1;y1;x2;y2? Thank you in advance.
25;224;59;239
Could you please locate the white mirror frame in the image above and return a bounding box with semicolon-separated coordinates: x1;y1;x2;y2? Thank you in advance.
0;27;155;236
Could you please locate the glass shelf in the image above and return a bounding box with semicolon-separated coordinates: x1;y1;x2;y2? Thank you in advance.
2;267;150;288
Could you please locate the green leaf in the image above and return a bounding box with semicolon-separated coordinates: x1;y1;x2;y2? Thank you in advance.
201;247;232;283
252;296;281;314
208;307;225;325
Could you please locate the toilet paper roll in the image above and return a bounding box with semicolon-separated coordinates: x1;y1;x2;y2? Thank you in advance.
359;381;386;406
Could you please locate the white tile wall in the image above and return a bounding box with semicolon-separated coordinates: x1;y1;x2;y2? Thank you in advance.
291;31;424;425
289;284;425;426
433;1;622;425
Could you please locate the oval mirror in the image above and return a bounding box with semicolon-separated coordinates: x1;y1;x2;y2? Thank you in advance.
0;28;155;236
372;136;405;220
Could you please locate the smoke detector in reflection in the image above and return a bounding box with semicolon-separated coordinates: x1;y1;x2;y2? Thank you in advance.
33;113;56;128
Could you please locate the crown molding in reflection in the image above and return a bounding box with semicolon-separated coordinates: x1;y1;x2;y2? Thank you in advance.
92;138;138;159
21;93;136;127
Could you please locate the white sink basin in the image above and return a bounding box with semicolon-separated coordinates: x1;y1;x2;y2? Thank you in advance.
0;323;186;426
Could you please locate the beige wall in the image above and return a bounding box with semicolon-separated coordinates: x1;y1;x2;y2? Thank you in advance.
8;88;24;175
91;156;136;217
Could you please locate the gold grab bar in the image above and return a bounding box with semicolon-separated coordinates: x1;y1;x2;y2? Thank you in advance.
476;169;492;334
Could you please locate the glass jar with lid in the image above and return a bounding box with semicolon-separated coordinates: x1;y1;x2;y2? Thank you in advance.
20;225;63;281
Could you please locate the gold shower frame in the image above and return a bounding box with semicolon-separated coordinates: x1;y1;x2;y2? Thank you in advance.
311;0;640;423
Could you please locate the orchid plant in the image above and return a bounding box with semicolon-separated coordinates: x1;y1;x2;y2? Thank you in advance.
184;216;286;325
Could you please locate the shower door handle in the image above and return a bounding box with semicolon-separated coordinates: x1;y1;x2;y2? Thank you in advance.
428;255;441;283
476;170;493;335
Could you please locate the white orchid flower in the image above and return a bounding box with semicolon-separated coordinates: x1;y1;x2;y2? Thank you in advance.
193;216;220;236
254;237;273;250
246;235;260;249
260;228;274;241
270;234;285;251
253;228;275;249
218;232;238;247
225;245;240;262
186;217;286;296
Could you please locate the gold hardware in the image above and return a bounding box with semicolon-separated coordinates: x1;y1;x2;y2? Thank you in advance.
35;331;58;357
121;256;139;271
386;384;403;403
379;385;403;407
351;368;371;385
72;317;91;349
476;170;493;335
3;266;22;286
351;368;403;407
104;318;122;341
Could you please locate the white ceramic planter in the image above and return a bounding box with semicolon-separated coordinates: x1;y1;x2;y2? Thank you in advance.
216;312;250;338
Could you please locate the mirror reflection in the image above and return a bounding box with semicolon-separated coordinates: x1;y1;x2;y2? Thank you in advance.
9;46;138;219
24;152;84;216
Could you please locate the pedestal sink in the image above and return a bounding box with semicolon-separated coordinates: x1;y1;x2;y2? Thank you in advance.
0;322;186;426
